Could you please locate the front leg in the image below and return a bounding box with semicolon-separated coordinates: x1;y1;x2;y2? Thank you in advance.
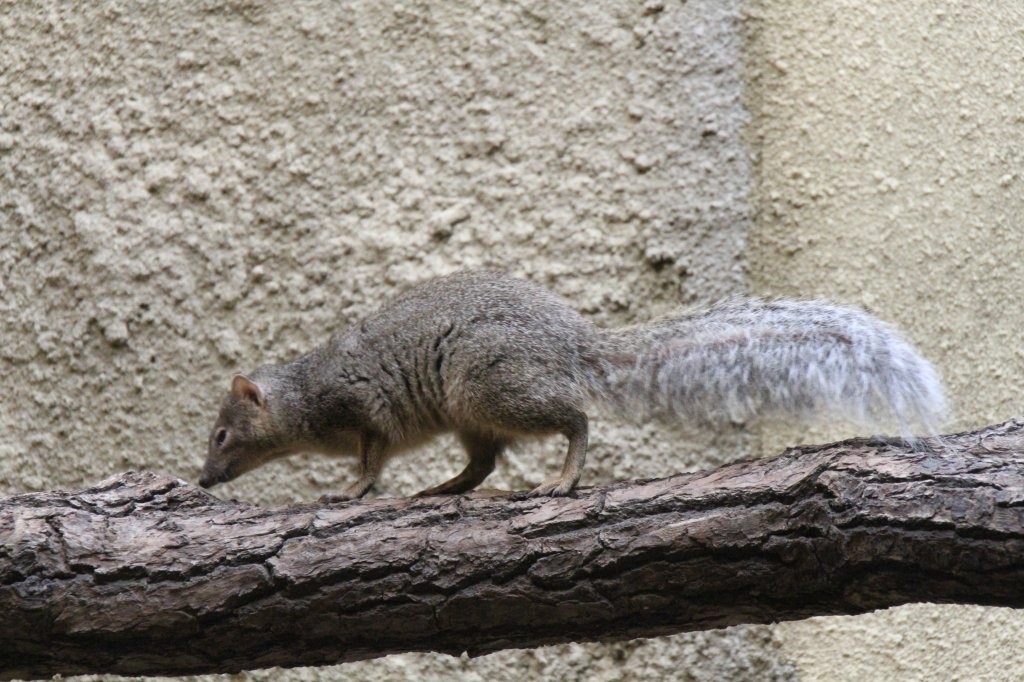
319;433;386;503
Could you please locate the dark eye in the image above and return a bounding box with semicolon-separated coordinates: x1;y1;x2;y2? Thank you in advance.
214;428;228;447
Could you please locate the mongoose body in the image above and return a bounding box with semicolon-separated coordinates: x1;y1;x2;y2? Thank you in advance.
199;270;946;500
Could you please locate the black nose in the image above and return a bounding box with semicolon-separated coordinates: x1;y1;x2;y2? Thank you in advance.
198;473;218;489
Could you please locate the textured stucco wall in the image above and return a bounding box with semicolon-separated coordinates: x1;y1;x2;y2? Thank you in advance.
0;1;798;680
0;0;756;500
745;1;1024;679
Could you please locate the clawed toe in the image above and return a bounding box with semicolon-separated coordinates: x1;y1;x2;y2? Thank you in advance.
528;478;575;497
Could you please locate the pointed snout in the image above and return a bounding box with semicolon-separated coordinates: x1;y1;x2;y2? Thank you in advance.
198;463;230;489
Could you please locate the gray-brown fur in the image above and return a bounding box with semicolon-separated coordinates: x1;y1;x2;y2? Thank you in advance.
199;270;946;499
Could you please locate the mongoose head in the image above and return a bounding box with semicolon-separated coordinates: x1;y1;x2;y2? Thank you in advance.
199;374;292;489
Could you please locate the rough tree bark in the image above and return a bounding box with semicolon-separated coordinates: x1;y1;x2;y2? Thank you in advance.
2;419;1024;680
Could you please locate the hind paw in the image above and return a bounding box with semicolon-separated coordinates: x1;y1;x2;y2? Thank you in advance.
528;477;576;497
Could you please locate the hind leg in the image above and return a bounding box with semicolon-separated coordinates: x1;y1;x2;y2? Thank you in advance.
455;338;592;497
528;410;589;497
415;432;504;496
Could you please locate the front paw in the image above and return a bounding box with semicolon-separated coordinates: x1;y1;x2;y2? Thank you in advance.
319;478;375;504
528;477;576;497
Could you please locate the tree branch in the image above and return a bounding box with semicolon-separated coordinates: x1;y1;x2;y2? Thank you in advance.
3;419;1024;680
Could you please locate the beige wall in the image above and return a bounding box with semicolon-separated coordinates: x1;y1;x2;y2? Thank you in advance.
745;1;1024;679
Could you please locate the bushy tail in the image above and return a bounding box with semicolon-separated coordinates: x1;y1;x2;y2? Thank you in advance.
589;298;947;438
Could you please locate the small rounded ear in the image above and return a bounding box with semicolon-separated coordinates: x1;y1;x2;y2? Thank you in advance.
231;374;264;407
